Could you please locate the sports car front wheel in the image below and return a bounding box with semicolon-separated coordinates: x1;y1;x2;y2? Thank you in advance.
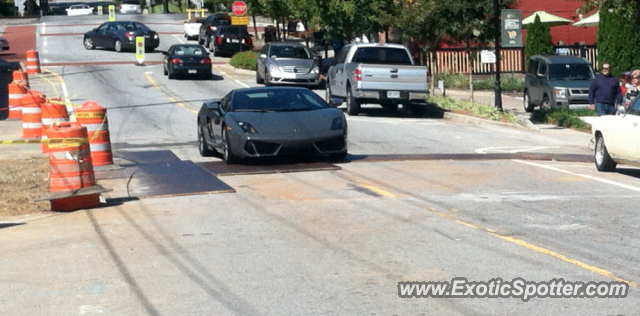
198;124;216;157
222;128;240;164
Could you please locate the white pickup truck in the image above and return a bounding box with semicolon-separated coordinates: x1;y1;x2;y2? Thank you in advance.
325;42;429;116
184;17;205;41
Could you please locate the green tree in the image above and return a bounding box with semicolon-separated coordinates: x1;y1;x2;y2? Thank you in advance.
524;15;554;61
596;8;640;75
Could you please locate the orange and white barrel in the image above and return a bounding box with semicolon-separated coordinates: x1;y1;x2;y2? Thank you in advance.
41;99;69;153
75;101;113;166
26;50;41;74
47;122;100;212
8;83;27;120
21;90;46;139
12;69;30;88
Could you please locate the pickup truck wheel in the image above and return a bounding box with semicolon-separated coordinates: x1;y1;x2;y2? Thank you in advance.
325;81;332;102
524;91;535;112
595;134;617;172
346;88;360;115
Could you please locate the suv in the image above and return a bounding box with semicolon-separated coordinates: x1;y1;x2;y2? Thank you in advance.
118;0;141;14
523;55;595;112
207;25;252;57
198;12;231;46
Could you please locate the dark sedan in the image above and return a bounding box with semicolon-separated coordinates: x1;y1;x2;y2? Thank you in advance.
83;21;160;52
163;44;212;80
197;87;347;164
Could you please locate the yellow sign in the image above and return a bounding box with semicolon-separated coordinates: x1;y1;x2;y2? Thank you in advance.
108;5;115;21
135;37;145;65
231;16;249;25
97;6;103;15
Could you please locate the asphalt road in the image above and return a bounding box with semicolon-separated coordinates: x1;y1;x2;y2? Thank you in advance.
1;14;639;315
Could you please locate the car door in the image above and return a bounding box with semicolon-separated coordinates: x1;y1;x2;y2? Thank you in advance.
211;94;231;145
92;22;111;47
610;98;640;160
532;61;548;104
329;45;350;97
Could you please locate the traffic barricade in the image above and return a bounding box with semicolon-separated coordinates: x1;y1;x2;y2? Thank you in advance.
75;101;113;166
8;82;27;120
12;69;30;88
26;50;41;74
46;122;101;212
41;98;69;153
21;90;46;139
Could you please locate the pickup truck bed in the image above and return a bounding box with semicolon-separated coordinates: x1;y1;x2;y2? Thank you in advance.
184;17;205;40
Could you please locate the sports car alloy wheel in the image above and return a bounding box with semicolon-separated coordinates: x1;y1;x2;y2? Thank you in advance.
222;128;239;164
595;135;617;172
198;124;216;157
83;37;95;50
114;39;123;52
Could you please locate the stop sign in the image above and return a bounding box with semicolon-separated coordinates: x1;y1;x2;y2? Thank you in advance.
231;1;247;16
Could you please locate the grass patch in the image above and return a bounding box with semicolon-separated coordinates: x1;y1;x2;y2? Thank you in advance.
530;107;596;132
434;73;524;92
229;50;258;70
429;95;517;123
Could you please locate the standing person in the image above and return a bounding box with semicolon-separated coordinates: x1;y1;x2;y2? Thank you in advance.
589;62;623;116
624;69;640;108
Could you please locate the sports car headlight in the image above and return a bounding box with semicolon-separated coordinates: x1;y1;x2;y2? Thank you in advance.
238;121;258;134
331;117;343;130
554;88;567;99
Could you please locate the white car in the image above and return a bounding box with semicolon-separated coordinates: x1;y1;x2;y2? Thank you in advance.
66;4;93;16
118;0;142;14
591;100;640;171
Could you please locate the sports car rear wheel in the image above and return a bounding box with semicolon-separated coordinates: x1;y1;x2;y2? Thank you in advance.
595;134;617;172
222;128;239;164
83;36;95;50
198;124;216;157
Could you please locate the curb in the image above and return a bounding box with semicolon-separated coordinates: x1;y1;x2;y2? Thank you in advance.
423;106;535;131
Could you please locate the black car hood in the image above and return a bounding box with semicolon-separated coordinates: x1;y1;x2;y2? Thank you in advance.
228;108;343;134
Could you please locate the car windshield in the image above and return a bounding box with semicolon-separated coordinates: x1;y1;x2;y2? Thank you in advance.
549;64;595;80
269;46;311;59
173;46;206;56
351;47;412;65
231;89;329;112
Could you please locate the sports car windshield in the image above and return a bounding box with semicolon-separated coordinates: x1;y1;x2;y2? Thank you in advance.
231;89;329;112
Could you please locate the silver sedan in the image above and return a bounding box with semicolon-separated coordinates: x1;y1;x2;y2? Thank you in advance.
255;42;321;88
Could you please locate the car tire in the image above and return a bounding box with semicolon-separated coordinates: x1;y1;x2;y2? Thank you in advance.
595;134;617;172
198;36;204;45
198;123;216;157
325;80;332;103
222;128;239;164
524;91;535;112
83;36;95;50
164;67;168;76
256;66;264;84
114;39;123;53
168;71;175;79
346;87;360;116
209;41;217;56
265;71;272;86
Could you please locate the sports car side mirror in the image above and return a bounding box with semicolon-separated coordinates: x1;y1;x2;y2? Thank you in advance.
328;98;343;108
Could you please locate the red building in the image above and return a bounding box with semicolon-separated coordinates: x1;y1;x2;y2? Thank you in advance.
512;0;598;45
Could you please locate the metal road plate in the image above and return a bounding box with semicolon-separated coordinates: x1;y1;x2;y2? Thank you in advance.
197;159;341;176
115;150;182;164
347;153;593;163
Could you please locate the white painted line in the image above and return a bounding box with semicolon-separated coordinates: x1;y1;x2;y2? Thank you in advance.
172;34;186;43
514;159;640;192
235;79;250;88
475;146;558;154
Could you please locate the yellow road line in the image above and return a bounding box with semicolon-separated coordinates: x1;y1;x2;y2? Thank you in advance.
425;207;639;288
144;73;197;114
355;181;396;198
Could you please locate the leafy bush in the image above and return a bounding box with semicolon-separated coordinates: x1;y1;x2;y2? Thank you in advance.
434;73;524;92
524;15;554;61
530;107;596;131
429;95;517;123
229;51;258;70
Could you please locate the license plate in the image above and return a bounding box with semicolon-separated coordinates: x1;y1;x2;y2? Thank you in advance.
231;39;240;43
188;69;197;74
387;91;400;98
143;35;150;38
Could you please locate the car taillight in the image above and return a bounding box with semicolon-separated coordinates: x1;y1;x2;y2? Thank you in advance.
126;31;135;38
355;68;361;81
246;37;252;46
200;58;211;64
216;37;222;45
171;58;183;64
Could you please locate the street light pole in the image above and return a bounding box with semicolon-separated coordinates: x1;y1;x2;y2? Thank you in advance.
493;0;503;111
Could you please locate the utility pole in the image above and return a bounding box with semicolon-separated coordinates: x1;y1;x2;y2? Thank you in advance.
493;0;503;111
